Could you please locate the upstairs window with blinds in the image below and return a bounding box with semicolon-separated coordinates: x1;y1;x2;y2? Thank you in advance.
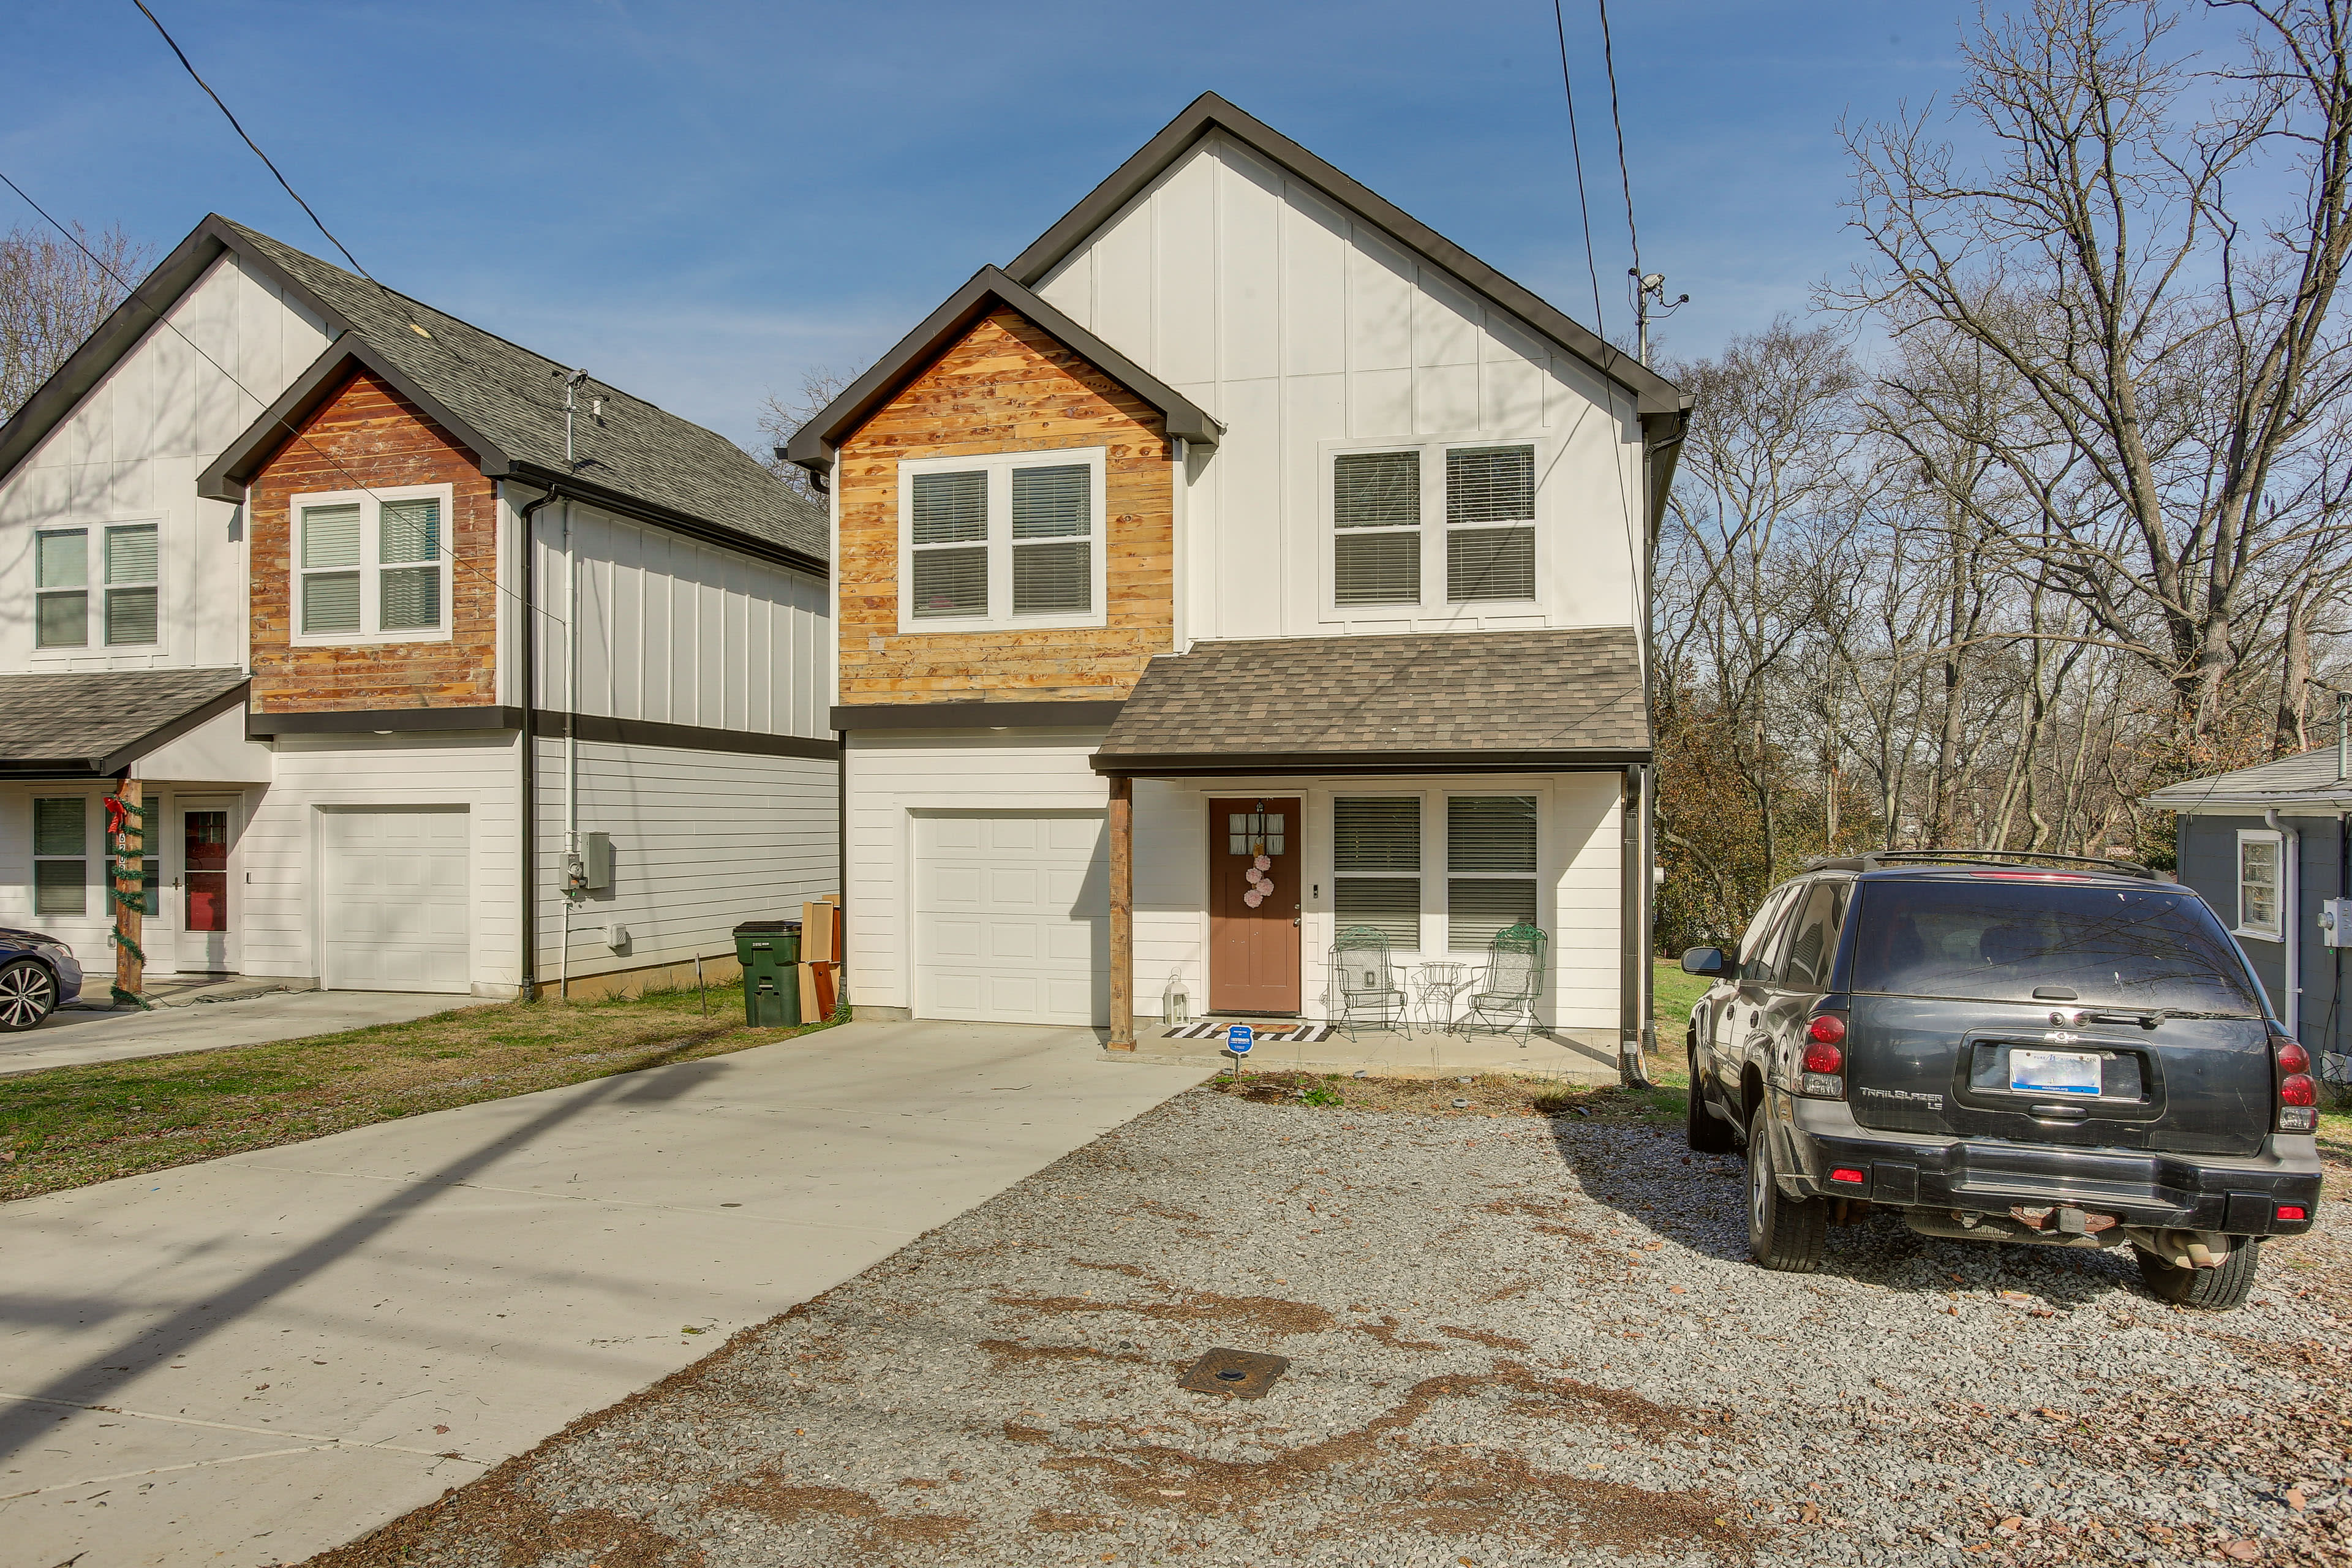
1446;445;1537;602
897;451;1106;632
1333;796;1423;949
33;523;161;649
1447;794;1539;949
1333;451;1421;606
291;488;454;643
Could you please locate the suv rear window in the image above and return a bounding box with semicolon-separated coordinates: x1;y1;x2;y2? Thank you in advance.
1850;878;2263;1014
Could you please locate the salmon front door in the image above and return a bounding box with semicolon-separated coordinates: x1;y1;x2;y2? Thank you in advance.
1208;797;1300;1014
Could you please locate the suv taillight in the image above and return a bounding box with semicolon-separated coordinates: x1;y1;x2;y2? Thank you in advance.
2275;1036;2319;1133
1800;1012;1847;1098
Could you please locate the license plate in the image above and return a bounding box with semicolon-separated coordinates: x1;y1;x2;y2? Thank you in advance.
2010;1048;2101;1096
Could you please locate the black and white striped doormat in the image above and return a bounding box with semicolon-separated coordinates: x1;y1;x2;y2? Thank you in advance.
1161;1020;1336;1043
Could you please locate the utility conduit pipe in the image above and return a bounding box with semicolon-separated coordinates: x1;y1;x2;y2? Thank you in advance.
2267;807;2302;1042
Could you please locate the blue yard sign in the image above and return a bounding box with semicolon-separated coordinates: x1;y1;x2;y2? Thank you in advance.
1225;1023;1255;1055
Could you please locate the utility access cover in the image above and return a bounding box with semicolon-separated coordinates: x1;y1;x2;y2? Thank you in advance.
1178;1348;1291;1399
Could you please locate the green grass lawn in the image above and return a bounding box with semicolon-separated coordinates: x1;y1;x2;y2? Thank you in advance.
0;982;831;1204
1651;959;1713;1031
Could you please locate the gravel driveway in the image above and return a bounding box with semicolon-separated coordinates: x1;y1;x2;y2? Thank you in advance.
309;1077;2351;1567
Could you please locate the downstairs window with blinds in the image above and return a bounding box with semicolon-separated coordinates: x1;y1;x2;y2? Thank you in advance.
897;450;1106;632
291;486;454;644
1448;795;1539;949
1333;796;1422;949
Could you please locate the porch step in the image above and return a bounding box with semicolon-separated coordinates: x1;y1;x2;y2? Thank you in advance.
66;976;318;1012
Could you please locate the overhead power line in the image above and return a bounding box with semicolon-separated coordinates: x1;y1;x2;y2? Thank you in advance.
1551;0;1612;343
1595;0;1642;279
0;167;560;629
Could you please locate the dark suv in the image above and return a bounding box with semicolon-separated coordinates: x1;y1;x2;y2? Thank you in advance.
1681;852;2323;1311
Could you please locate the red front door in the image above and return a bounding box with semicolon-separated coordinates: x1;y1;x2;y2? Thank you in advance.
1208;797;1301;1015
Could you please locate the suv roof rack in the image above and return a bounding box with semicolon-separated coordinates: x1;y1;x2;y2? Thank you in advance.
1803;848;2159;880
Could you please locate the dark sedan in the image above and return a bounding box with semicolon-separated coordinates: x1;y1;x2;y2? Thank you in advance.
0;928;83;1031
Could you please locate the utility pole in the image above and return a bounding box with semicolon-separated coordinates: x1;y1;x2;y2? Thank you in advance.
1629;269;1688;367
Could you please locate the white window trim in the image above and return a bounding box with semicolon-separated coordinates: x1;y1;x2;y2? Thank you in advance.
894;447;1109;635
29;514;168;658
2235;827;2285;941
1321;432;1548;616
289;484;458;647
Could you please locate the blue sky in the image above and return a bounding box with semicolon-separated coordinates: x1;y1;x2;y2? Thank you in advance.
4;1;1983;447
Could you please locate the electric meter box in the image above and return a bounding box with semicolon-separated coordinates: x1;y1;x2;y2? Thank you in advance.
2323;897;2351;948
582;832;614;892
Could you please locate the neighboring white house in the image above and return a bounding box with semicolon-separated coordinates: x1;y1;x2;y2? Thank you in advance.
0;216;835;1000
787;94;1688;1067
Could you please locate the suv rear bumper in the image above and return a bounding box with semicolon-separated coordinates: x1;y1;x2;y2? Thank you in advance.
1776;1093;2321;1235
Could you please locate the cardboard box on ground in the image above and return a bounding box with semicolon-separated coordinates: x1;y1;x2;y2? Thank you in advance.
799;897;840;1020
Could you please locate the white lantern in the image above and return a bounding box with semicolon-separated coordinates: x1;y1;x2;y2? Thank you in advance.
1164;971;1193;1027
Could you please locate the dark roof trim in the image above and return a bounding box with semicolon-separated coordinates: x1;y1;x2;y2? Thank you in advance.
98;678;255;776
1091;747;1653;777
1005;93;1689;418
0;677;254;778
538;710;839;762
198;339;511;500
502;468;829;579
246;706;521;737
834;699;1128;730
786;267;1222;475
0;216;358;487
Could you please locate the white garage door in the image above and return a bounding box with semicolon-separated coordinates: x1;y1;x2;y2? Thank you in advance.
322;809;470;993
914;813;1107;1025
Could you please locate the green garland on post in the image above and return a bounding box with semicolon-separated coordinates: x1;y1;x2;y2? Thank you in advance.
105;797;153;1011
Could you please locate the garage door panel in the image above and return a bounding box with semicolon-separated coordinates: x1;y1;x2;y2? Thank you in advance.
914;812;1107;1027
323;809;470;994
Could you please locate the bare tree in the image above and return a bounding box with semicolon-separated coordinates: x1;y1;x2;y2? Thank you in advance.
755;364;863;505
1828;0;2352;751
1;221;149;422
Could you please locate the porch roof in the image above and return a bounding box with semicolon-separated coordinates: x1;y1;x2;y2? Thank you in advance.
1091;629;1649;777
0;668;251;779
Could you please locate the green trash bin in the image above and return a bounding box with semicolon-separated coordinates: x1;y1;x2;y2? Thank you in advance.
734;919;802;1027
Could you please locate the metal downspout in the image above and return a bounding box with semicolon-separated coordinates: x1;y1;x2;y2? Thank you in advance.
516;484;560;1001
836;726;848;1019
1619;767;1646;1085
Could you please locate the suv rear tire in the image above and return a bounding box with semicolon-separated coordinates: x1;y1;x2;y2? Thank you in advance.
2133;1238;2260;1311
1746;1104;1828;1272
1686;1040;1735;1153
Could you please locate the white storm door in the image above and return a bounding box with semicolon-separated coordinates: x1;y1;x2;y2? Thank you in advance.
914;812;1107;1026
321;808;470;993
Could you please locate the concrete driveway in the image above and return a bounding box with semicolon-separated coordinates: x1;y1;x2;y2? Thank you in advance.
3;990;493;1077
0;1018;1213;1568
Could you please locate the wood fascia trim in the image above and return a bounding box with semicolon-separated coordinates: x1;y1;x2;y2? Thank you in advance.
784;266;1221;475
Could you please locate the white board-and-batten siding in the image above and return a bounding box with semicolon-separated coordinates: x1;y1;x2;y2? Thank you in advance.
531;736;837;987
843;728;1623;1033
0;251;332;674
1030;131;1647;649
531;497;832;739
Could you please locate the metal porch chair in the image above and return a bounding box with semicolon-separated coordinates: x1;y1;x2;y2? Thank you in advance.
1330;925;1408;1040
1454;922;1548;1044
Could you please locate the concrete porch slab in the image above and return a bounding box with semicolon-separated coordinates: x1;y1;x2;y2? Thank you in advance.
1109;1018;1621;1082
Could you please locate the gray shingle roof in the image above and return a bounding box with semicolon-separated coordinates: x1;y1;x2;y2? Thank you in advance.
0;668;249;776
221;221;825;562
2143;745;2352;810
1093;629;1649;774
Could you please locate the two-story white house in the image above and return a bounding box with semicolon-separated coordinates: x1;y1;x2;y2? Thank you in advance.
0;216;836;1003
786;94;1687;1067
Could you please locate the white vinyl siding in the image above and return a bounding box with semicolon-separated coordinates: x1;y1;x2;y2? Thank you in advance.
1447;795;1539;949
1;248;333;673
894;449;1108;634
2236;830;2283;941
1332;796;1420;948
290;486;453;644
529;494;832;739
1028;130;1644;643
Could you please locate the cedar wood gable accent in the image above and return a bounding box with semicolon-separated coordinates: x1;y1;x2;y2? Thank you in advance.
834;307;1176;706
245;366;500;715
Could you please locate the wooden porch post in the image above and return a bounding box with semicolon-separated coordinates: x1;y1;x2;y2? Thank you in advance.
110;775;146;1007
1107;773;1134;1050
